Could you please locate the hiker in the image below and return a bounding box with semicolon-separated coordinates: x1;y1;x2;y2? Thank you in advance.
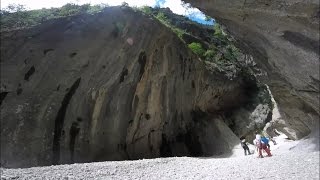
253;131;261;154
240;138;251;156
261;136;270;150
255;131;261;140
254;132;272;158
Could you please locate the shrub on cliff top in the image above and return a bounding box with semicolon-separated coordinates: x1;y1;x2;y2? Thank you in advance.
204;49;216;61
140;6;152;15
188;42;205;57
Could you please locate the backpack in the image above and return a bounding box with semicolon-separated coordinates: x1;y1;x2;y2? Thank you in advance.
261;137;269;144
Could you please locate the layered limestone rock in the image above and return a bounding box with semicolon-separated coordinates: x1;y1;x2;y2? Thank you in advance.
184;0;320;139
0;7;254;168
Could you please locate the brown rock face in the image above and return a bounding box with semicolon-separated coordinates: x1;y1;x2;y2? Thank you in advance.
1;7;252;167
183;0;320;139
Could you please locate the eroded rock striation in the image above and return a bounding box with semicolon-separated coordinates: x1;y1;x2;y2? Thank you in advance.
0;7;258;168
184;0;320;140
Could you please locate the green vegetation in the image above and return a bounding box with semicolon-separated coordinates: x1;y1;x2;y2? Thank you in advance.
213;23;225;40
121;2;129;7
204;49;216;61
155;12;169;23
172;28;186;39
140;6;152;15
188;43;205;57
134;7;190;40
224;44;240;62
0;3;107;30
153;11;188;39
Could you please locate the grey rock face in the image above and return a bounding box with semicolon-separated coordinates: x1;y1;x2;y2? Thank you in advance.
0;7;253;168
184;0;320;139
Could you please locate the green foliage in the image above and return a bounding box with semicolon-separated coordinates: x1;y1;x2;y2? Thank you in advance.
135;7;187;40
0;3;106;30
3;4;26;12
0;4;34;29
121;2;129;7
140;6;152;15
213;23;227;42
172;27;186;39
149;11;187;40
213;23;223;36
224;44;240;62
188;42;205;57
87;4;105;14
204;49;216;61
156;12;168;23
58;3;88;16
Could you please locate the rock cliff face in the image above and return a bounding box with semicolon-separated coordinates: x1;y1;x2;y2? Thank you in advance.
0;7;255;167
184;0;320;139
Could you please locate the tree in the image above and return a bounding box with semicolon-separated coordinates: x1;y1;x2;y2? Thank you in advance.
224;45;240;62
87;4;104;14
140;6;152;15
156;12;168;23
4;4;26;12
188;42;205;57
0;3;106;30
204;49;216;61
121;2;129;7
213;23;227;44
0;4;33;29
59;3;82;16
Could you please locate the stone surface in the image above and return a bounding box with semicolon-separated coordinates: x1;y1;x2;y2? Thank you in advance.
0;7;254;168
184;0;320;139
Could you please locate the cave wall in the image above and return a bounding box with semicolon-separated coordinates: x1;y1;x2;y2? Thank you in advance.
184;0;320;139
0;7;251;168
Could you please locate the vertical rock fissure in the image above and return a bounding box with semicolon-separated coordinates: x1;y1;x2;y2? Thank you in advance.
69;121;80;163
0;92;9;106
138;51;147;81
52;78;81;165
24;66;35;81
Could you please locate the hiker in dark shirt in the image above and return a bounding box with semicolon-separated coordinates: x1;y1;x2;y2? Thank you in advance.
240;138;251;156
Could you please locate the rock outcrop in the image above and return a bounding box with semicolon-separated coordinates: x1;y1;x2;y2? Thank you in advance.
0;7;256;168
184;0;320;139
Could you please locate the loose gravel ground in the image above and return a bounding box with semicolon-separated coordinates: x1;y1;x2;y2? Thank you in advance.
1;151;319;180
1;135;319;180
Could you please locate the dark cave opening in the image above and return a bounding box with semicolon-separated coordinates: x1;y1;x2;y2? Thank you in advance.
160;134;172;157
160;109;206;157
